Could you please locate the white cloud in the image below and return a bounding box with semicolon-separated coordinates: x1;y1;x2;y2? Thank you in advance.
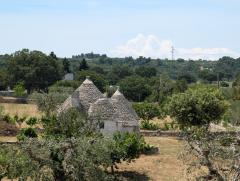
110;34;239;60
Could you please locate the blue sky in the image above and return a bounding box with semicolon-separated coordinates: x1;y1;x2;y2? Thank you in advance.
0;0;239;59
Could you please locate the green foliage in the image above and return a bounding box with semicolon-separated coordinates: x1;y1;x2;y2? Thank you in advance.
224;100;240;126
48;86;74;95
140;120;159;130
119;76;151;102
52;80;80;89
199;69;217;82
0;105;148;180
7;49;62;93
174;79;188;93
13;115;27;125
0;70;8;90
26;117;38;126
233;86;240;100
43;108;96;138
1;138;113;181
167;87;228;127
2;114;14;124
111;132;147;166
63;57;70;73
17;127;38;141
133;102;160;120
148;74;175;104
135;66;157;78
90;66;105;74
79;58;89;71
177;72;197;83
233;72;240;87
13;83;26;97
31;92;68;116
220;81;229;87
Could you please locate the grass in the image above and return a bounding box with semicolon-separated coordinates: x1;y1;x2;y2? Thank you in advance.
117;137;187;181
0;103;41;118
0;136;17;142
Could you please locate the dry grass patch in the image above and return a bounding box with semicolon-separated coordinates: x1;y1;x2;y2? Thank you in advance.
118;137;187;181
0;103;41;117
0;136;17;142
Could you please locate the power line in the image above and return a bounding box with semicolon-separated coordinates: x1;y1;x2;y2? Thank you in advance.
171;46;175;60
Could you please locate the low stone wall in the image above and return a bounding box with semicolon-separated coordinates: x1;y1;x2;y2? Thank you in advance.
140;130;181;137
0;91;14;97
0;96;30;104
140;130;240;137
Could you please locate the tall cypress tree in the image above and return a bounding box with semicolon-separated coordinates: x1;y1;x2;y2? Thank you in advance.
79;58;89;71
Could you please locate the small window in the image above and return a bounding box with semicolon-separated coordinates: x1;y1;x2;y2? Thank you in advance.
99;121;104;129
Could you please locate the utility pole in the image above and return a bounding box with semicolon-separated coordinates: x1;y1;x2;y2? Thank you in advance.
171;46;175;61
217;72;220;89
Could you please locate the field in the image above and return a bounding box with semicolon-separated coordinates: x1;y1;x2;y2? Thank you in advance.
117;137;187;181
0;103;41;117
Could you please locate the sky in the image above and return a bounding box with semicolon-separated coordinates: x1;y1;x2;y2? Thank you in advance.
0;0;240;60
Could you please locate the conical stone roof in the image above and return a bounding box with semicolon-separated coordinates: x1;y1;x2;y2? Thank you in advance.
76;76;104;112
57;91;83;114
111;88;139;124
88;98;120;122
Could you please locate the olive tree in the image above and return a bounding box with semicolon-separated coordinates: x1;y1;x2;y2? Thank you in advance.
168;87;240;180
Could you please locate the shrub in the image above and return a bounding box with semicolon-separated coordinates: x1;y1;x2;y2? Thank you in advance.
31;92;68;116
220;81;229;87
26;117;38;126
13;115;27;125
167;87;228;127
17;128;38;141
140;120;159;130
110;132;147;169
13;83;26;97
2;114;15;124
53;80;80;89
133;103;160;120
118;76;151;102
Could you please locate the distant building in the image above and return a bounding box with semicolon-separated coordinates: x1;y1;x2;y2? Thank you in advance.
58;76;139;135
63;73;74;81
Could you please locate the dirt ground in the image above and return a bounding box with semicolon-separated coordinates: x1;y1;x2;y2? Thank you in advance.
117;137;188;181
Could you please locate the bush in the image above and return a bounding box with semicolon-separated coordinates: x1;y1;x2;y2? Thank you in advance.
2;114;15;124
167;87;228;127
53;80;80;89
133;103;160;120
140;120;159;130
118;76;151;102
13;83;26;97
17;128;38;141
26;117;38;126
111;132;147;168
31;92;68;116
220;81;229;87
13;115;27;124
